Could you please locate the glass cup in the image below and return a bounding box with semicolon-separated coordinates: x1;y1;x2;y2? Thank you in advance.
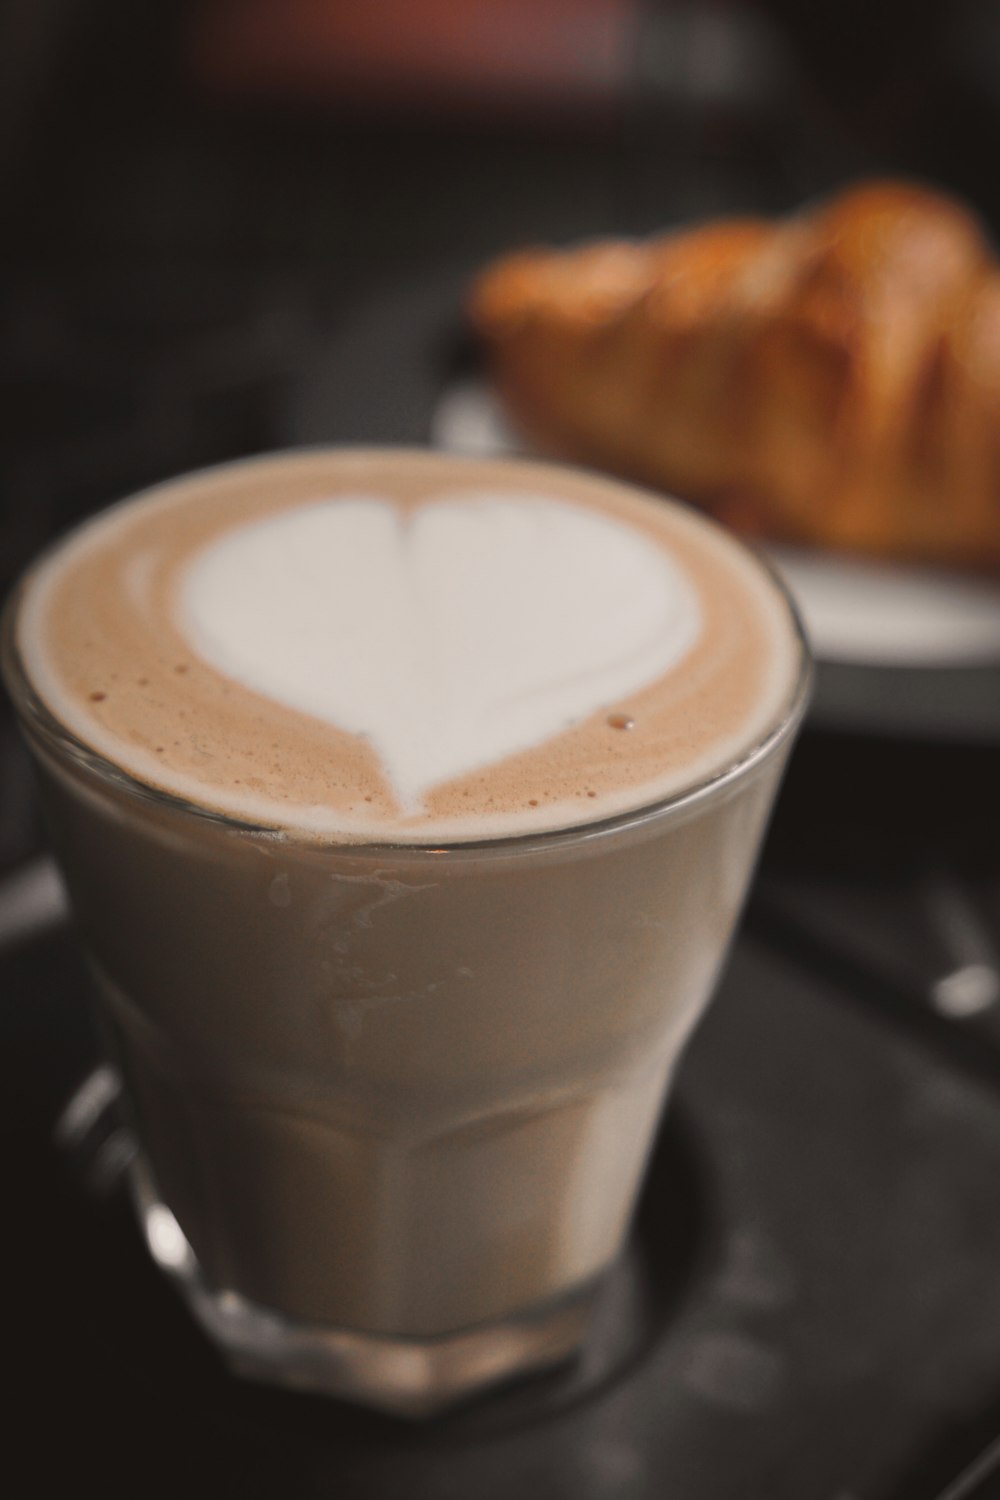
2;476;809;1416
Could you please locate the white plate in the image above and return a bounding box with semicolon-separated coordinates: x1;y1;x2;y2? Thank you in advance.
432;380;1000;670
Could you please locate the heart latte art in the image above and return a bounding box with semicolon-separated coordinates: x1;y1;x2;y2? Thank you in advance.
15;450;800;840
181;494;702;813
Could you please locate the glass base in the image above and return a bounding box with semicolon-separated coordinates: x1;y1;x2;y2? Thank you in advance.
129;1161;598;1417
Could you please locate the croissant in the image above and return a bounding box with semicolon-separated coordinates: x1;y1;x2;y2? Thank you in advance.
469;182;1000;571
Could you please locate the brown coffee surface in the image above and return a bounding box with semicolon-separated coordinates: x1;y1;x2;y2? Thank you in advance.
16;449;801;840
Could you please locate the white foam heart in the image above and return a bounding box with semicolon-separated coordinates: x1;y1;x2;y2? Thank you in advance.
179;491;702;812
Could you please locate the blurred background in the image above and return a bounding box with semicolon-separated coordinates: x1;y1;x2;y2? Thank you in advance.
5;4;1000;1498
2;0;998;598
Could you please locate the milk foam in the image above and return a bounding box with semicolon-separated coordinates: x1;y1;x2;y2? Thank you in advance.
14;450;803;841
180;492;702;813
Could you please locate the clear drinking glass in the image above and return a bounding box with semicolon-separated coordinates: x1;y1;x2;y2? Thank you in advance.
2;493;809;1417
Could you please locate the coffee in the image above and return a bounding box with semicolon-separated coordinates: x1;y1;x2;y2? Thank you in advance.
17;449;796;839
5;449;807;1412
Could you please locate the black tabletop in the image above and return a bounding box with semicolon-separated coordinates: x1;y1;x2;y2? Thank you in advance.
9;738;1000;1500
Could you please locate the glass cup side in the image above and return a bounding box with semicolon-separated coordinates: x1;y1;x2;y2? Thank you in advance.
2;553;810;1414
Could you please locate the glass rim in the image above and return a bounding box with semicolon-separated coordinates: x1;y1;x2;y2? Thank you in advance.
1;453;813;861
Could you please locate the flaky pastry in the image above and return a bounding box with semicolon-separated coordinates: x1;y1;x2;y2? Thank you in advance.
470;183;1000;570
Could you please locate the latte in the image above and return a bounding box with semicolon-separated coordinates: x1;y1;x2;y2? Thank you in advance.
5;449;807;1412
